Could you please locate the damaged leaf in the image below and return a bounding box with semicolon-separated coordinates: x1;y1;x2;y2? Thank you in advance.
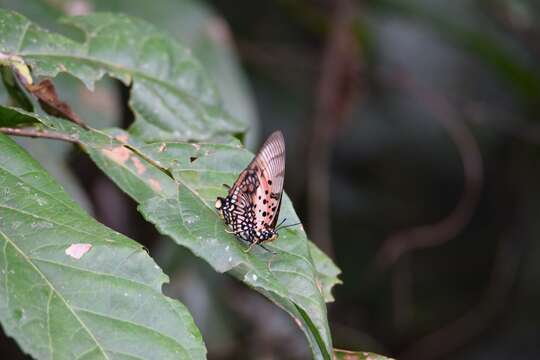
0;105;342;360
0;9;246;141
0;53;87;128
26;79;89;129
0;132;206;359
64;243;92;259
0;9;344;359
0;64;33;111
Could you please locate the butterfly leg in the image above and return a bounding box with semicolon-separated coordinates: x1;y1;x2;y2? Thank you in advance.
242;241;258;253
266;251;278;272
222;183;231;189
259;243;277;255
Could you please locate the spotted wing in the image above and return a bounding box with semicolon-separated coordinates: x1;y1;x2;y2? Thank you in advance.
248;131;286;231
224;169;258;241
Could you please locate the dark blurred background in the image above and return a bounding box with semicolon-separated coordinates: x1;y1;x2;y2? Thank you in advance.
1;0;540;359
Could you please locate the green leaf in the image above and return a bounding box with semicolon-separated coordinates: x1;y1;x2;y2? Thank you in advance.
87;0;260;143
310;242;342;303
0;65;33;112
0;9;341;358
0;132;206;359
0;103;39;127
0;9;247;141
333;349;395;360
0;105;341;360
94;136;335;359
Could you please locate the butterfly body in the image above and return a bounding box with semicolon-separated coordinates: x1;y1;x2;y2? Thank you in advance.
216;131;285;249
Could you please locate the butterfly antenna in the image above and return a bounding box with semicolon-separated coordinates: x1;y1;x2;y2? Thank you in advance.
276;220;301;231
275;218;287;229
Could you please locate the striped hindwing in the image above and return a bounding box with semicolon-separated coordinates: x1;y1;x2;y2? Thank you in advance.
248;131;286;233
223;169;259;241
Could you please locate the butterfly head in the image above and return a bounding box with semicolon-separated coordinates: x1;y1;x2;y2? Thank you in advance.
268;232;278;242
259;229;279;242
215;197;224;219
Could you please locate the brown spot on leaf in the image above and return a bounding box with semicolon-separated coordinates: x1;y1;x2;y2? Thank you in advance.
102;146;131;165
64;0;94;15
148;178;162;192
131;156;146;175
65;243;92;259
115;134;129;143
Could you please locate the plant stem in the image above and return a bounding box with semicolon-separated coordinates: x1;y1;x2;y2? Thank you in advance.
0;127;79;143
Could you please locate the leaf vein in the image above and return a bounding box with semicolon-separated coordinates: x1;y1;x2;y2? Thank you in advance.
0;229;110;360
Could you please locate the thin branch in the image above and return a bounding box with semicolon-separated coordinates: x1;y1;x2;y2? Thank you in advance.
307;0;361;259
375;70;484;269
0;127;79;143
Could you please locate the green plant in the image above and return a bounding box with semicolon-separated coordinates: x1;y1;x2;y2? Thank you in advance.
0;9;390;360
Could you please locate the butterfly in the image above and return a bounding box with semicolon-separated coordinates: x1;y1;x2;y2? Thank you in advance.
215;131;296;253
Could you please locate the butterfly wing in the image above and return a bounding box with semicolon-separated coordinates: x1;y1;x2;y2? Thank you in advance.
248;131;286;232
223;131;286;242
224;169;258;240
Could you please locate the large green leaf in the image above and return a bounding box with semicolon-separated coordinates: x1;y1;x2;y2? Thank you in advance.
0;9;341;358
88;131;336;360
0;8;246;141
0;132;206;359
0;104;341;359
86;0;260;145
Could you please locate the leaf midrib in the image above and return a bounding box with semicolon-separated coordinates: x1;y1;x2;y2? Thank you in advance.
21;51;220;111
169;161;331;356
